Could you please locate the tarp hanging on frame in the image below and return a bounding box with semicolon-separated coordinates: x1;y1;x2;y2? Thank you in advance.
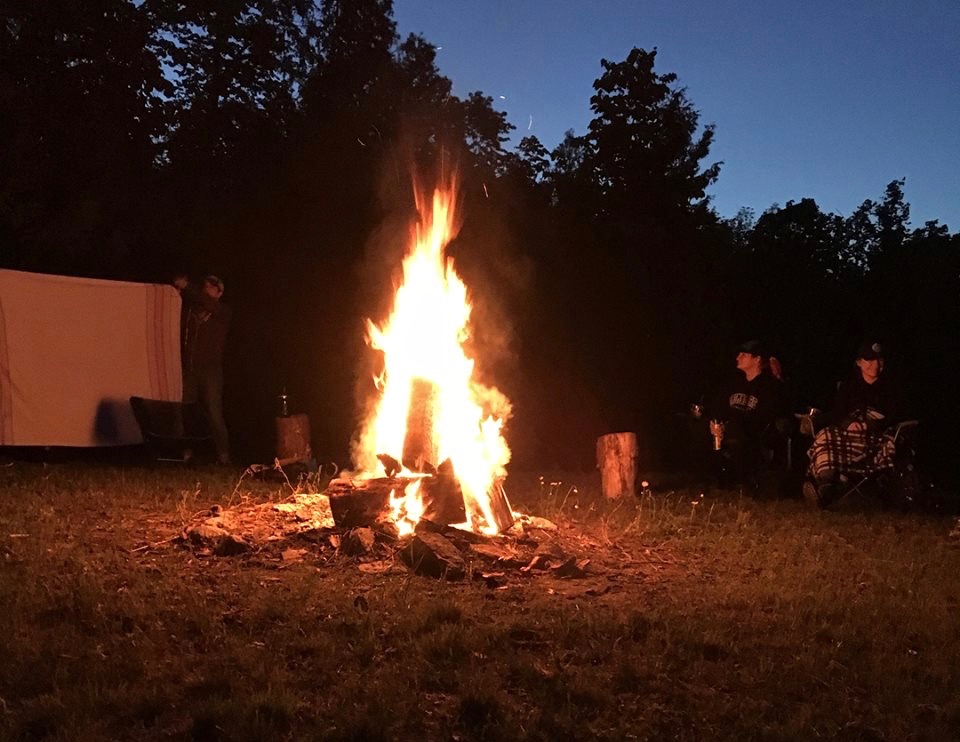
0;269;182;446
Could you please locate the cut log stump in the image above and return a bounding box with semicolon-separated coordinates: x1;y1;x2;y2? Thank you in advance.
275;413;312;461
596;432;638;499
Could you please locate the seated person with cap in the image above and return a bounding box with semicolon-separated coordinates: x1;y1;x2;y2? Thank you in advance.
704;340;783;488
804;339;907;508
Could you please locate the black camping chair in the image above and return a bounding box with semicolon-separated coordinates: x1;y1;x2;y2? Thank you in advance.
129;396;213;463
798;412;922;508
842;419;921;507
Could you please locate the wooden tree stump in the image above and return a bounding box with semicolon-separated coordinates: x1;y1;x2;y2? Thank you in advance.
275;413;312;461
596;432;638;499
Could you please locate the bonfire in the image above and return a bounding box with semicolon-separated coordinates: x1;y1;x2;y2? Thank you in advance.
327;177;514;536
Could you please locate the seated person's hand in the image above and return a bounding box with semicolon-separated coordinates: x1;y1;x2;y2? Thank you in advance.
864;408;886;433
173;275;188;291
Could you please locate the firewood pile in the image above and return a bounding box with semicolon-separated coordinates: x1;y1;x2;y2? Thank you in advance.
178;489;597;583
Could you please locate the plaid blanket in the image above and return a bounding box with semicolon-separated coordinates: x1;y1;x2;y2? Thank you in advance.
808;408;896;480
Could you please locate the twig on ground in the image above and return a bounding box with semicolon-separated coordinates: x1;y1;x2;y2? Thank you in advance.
273;458;298;494
227;466;259;508
558;484;578;513
131;536;176;553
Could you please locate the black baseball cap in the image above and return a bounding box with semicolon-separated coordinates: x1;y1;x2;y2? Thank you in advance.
857;339;883;360
738;339;767;357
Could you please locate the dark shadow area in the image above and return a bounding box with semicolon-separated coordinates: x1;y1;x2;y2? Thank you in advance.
0;5;957;491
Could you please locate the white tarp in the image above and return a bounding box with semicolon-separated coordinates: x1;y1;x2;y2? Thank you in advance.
0;269;182;446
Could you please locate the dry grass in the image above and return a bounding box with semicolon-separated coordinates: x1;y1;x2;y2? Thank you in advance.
1;462;959;740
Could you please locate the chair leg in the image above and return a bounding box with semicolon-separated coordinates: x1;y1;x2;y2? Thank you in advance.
839;476;867;501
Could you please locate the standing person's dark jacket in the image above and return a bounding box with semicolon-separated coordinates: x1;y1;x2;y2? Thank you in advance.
181;286;231;372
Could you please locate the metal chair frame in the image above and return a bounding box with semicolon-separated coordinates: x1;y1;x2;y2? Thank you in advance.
840;419;919;500
796;415;920;504
129;396;213;463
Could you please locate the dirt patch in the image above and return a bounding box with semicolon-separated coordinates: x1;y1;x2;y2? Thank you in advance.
175;492;657;593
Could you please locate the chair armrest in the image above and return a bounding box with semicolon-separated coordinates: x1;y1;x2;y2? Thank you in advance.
795;413;817;437
891;419;919;443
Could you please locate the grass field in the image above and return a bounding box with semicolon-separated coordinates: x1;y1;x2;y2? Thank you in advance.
1;462;959;741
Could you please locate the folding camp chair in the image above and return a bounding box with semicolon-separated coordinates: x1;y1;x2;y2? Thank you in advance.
841;419;920;505
800;418;921;508
129;396;213;463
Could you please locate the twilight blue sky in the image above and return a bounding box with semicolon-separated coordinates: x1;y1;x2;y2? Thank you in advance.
392;0;960;230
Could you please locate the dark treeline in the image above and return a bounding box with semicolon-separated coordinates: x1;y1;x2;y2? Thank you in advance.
3;1;958;482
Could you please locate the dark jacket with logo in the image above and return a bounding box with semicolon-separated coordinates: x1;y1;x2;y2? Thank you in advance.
712;370;782;440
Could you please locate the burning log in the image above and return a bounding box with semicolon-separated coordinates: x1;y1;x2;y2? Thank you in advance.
377;453;401;478
402;378;439;471
420;459;466;526
596;432;638;499
325;477;411;529
484;481;515;533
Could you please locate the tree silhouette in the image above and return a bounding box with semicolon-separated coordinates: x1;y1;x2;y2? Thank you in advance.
586;47;720;223
0;0;167;274
1;3;958;477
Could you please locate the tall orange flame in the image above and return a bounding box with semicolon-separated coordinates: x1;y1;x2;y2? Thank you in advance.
353;179;511;535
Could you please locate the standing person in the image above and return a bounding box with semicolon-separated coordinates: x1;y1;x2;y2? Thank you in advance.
173;274;231;465
805;339;906;507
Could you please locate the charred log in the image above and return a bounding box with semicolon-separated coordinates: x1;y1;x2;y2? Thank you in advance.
483;481;515;533
401;531;466;580
325;477;410;529
402;378;439;471
420;462;467;526
376;453;401;478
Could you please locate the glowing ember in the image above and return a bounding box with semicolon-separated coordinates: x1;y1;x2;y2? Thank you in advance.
353;178;512;535
389;480;424;537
